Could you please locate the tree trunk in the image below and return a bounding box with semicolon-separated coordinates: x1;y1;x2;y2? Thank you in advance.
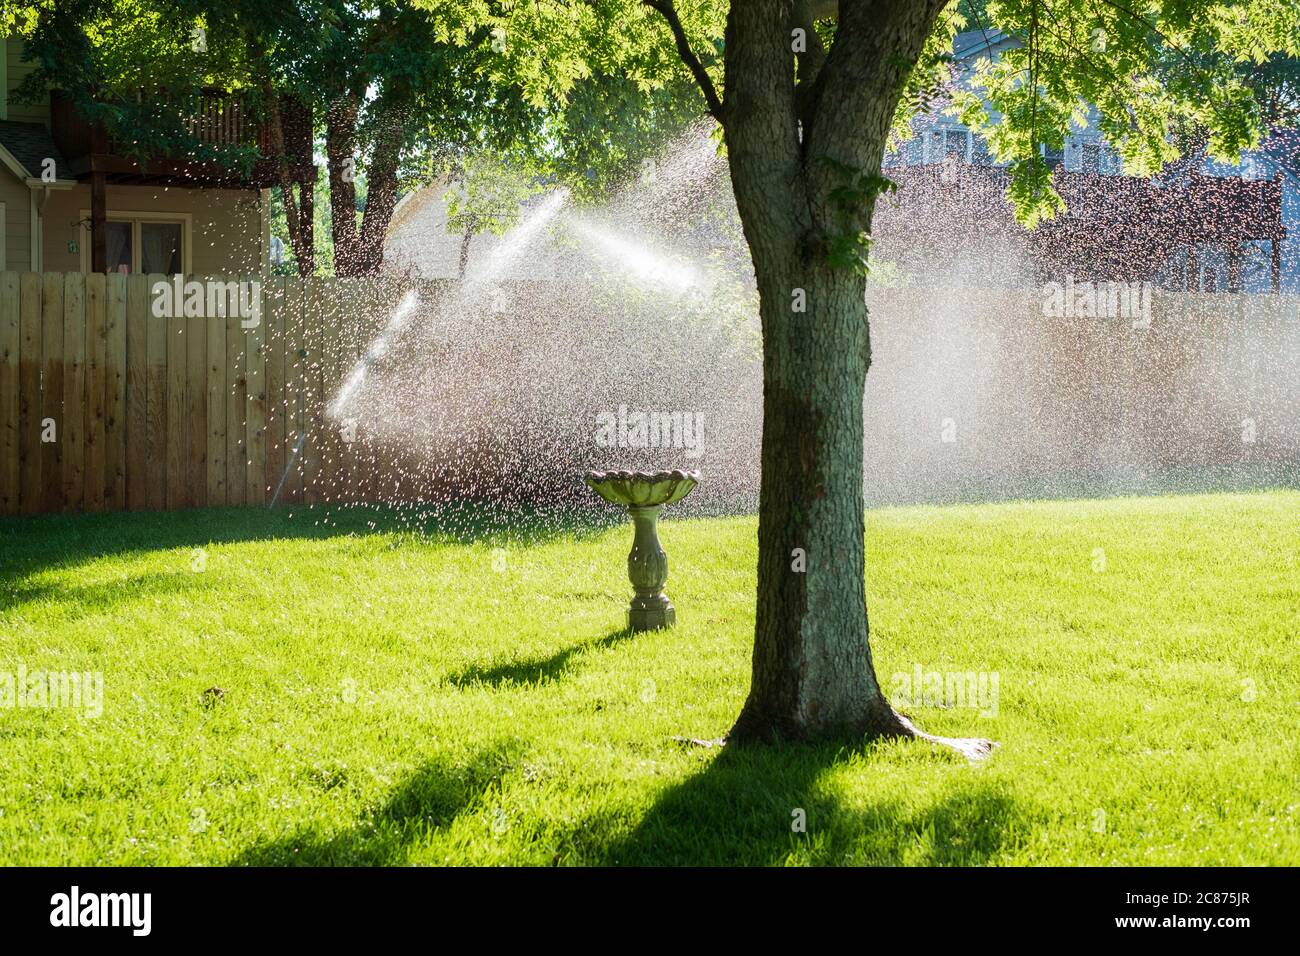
326;94;362;277
356;108;405;276
726;173;905;743
720;0;990;757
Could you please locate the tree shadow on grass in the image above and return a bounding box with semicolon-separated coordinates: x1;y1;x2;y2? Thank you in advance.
231;742;522;866
229;734;1023;867
3;570;223;613
445;627;635;688
567;739;1024;866
0;499;621;601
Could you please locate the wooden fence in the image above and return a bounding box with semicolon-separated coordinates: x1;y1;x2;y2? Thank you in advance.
0;272;430;516
1;274;1297;517
863;287;1300;492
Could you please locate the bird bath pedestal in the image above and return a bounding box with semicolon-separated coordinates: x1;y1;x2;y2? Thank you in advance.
584;470;699;631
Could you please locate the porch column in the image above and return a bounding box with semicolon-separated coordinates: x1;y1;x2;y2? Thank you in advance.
1271;237;1282;293
90;171;107;273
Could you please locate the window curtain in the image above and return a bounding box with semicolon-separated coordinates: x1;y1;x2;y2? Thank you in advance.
142;223;181;275
105;222;130;273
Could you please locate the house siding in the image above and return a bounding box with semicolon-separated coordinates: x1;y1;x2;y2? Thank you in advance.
0;168;30;271
386;187;567;280
40;184;265;275
5;36;48;126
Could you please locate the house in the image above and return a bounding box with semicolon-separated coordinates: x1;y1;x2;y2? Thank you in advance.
0;35;313;276
878;29;1296;293
385;183;571;280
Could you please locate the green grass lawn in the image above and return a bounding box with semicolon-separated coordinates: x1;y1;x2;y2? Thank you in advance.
1;490;1297;866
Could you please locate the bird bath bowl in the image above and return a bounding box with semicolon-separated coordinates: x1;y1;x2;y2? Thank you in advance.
584;469;699;631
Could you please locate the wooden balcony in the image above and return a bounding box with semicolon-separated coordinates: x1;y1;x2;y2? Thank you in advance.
50;89;314;188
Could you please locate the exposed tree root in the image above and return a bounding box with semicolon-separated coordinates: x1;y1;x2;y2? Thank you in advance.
886;709;997;763
858;697;997;762
725;696;996;763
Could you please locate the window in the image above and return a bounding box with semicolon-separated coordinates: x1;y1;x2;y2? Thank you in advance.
80;212;191;274
141;222;183;273
1078;142;1121;175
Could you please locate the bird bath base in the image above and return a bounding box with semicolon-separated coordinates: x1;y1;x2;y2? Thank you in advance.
584;470;699;632
627;505;675;630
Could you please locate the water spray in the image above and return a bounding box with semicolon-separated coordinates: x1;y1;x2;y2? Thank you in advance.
328;289;422;422
570;218;701;294
269;430;308;508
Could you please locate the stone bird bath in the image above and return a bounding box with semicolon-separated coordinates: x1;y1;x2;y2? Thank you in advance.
584;469;699;630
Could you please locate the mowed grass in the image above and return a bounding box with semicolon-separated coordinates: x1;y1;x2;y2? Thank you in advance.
0;490;1297;866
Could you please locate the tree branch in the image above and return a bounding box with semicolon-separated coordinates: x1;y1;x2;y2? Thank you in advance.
642;0;725;121
805;0;949;168
1095;0;1200;70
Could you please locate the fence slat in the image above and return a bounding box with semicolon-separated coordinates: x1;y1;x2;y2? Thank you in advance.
301;278;324;507
206;298;227;506
84;273;107;512
125;275;149;510
264;276;287;507
353;277;391;504
205;297;226;509
18;273;42;514
337;277;369;503
319;277;344;504
104;274;128;508
362;276;403;502
0;274;19;514
145;274;168;511
225;306;247;506
245;278;267;505
41;273;64;513
61;273;86;513
166;279;187;510
283;277;306;505
186;293;208;508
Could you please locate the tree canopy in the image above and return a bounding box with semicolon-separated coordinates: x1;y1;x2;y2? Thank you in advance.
408;1;1299;226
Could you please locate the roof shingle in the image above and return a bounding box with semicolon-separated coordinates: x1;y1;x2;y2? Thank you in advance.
0;120;68;179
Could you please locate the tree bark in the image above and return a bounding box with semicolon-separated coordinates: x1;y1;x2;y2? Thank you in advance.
326;94;362;277
729;246;904;741
718;0;990;756
355;107;405;276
